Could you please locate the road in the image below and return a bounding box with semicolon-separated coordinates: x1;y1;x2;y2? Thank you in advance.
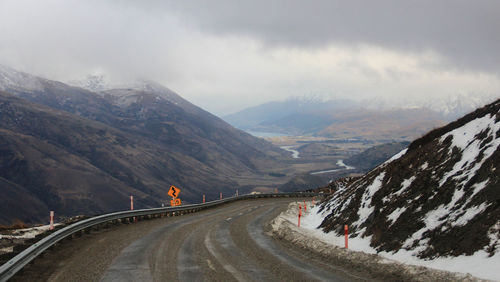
14;198;375;282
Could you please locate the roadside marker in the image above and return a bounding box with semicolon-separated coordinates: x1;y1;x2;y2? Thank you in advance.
168;185;181;198
50;211;54;230
312;197;315;206
344;225;349;249
170;198;181;206
168;185;182;206
203;194;205;203
220;192;222;200
298;204;302;227
236;189;238;197
130;195;134;210
304;200;307;211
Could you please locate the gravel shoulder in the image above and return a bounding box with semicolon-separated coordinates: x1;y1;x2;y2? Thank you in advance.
270;201;489;282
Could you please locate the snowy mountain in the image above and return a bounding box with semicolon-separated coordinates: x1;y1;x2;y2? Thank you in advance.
223;97;357;132
68;74;110;92
363;94;498;120
0;65;45;93
0;66;285;225
318;99;499;263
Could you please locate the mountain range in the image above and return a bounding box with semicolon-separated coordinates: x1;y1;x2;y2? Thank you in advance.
0;65;286;224
223;97;494;141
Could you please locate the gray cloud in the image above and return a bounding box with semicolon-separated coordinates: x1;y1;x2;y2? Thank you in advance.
0;0;498;116
152;0;500;73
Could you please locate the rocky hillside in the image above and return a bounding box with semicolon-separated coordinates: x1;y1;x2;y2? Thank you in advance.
318;99;500;258
0;66;286;224
343;142;410;171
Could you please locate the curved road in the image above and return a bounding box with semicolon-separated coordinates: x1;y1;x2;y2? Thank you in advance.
15;198;374;281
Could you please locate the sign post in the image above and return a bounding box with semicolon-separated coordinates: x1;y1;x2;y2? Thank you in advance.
168;185;182;207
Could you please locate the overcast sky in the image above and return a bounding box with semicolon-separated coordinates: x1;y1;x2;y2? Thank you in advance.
0;0;499;115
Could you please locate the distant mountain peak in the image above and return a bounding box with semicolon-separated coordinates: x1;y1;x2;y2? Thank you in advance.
0;64;45;92
98;80;188;110
68;73;110;92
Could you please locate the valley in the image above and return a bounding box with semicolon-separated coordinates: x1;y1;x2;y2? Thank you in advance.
1;2;498;280
1;65;387;224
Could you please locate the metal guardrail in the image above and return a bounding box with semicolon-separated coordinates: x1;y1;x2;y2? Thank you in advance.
0;192;320;281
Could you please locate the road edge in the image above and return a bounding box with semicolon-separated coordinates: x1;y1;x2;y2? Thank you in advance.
270;202;486;282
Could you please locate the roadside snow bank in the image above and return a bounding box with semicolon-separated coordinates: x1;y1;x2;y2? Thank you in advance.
0;224;60;240
271;202;492;281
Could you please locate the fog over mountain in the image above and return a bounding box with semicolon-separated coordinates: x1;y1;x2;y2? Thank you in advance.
0;1;498;115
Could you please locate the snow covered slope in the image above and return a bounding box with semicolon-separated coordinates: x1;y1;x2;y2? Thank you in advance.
317;99;500;275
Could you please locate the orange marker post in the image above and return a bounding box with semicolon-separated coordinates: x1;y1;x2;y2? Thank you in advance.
130;195;134;210
344;225;349;249
220;192;222;200
203;194;205;203
304;200;307;212
298;205;302;227
50;211;54;230
312;197;315;206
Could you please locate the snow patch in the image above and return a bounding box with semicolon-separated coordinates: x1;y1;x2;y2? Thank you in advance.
383;148;408;165
353;172;385;229
395;176;416;197
420;162;429;170
452;203;489;227
273;202;500;281
387;207;407;225
0;224;60;240
439;113;500;187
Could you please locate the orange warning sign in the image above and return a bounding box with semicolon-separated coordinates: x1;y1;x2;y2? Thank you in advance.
170;198;182;207
168;185;181;198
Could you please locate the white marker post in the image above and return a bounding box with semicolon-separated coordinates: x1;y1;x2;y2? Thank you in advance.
50;211;54;230
236;189;239;197
130;195;134;210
